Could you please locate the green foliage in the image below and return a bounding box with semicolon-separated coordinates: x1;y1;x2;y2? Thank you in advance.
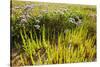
11;1;96;66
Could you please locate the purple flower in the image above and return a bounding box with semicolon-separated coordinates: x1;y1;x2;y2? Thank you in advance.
36;20;40;23
69;18;75;23
20;18;27;23
63;8;68;12
20;15;26;19
26;14;31;18
75;20;82;26
69;17;82;26
24;4;34;10
34;25;40;29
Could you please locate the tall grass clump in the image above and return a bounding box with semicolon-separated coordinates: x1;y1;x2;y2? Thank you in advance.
14;24;96;65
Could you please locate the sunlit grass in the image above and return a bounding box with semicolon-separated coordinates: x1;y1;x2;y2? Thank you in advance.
14;24;96;65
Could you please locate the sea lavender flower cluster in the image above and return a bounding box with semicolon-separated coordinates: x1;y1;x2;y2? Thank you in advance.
38;14;43;19
18;4;34;25
63;8;69;12
24;4;34;11
34;19;41;30
52;8;68;15
19;14;28;24
35;19;40;24
69;16;82;26
34;25;40;30
69;18;75;23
